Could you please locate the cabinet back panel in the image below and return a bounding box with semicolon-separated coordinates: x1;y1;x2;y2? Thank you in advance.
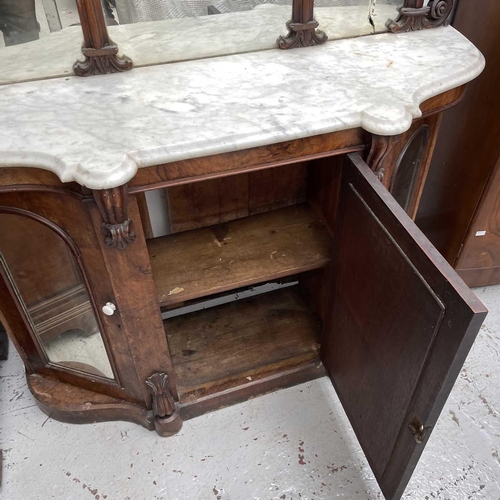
165;163;308;234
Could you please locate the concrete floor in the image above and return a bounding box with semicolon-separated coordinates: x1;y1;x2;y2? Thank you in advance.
1;284;500;500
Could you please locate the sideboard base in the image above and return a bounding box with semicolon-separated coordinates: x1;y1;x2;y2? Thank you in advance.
27;373;155;431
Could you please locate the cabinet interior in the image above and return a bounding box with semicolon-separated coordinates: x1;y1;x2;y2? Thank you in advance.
140;155;345;405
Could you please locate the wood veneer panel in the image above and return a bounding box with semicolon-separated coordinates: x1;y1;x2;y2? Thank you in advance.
148;204;331;307
128;129;366;191
165;287;321;402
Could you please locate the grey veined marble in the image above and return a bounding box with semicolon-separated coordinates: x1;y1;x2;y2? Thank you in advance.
0;26;484;190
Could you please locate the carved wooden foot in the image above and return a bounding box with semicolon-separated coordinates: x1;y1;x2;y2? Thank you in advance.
146;372;183;437
153;411;183;437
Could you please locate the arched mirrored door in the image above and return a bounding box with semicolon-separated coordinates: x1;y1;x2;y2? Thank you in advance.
0;210;114;380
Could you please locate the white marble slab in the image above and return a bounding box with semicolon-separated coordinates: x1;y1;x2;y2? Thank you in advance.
0;5;398;86
0;27;484;190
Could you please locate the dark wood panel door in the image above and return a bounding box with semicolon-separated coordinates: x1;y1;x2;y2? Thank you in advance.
322;153;487;500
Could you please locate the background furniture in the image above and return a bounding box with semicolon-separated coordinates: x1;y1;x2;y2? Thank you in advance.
454;157;500;287
416;0;500;287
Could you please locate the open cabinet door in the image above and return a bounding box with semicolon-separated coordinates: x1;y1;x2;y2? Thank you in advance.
321;153;487;500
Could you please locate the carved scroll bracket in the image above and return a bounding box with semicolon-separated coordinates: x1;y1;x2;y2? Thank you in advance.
75;44;132;77
387;0;454;33
366;134;403;189
278;0;327;49
146;372;183;437
74;0;132;76
93;185;136;250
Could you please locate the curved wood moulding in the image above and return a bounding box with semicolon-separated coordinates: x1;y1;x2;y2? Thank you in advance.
419;85;465;117
28;373;154;430
0;167;78;191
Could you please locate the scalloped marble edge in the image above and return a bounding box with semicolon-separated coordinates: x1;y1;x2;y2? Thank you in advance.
0;30;485;191
0;151;137;190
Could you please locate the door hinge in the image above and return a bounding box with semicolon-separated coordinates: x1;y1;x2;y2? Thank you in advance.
408;415;430;444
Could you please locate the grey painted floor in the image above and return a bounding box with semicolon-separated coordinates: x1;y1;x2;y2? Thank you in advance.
1;284;499;500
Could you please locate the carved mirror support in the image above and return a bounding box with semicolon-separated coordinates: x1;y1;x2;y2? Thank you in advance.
388;0;454;33
278;0;328;49
74;0;132;76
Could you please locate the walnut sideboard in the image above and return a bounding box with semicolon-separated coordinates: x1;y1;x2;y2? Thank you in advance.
0;26;488;500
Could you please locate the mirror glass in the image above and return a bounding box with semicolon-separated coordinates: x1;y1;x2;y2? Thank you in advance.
0;0;83;85
0;213;114;379
0;0;408;84
105;0;405;69
112;0;293;21
315;0;404;40
105;0;293;66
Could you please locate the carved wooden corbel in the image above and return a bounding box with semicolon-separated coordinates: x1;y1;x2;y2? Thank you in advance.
145;372;183;437
74;0;132;76
387;0;454;33
278;0;327;49
366;134;402;189
93;185;136;250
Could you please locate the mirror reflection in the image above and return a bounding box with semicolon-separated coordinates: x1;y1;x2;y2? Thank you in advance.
0;0;84;85
0;213;114;380
110;0;293;23
0;0;81;48
315;0;404;39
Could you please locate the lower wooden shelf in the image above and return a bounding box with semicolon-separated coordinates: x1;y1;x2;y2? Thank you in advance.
148;204;331;308
165;287;322;403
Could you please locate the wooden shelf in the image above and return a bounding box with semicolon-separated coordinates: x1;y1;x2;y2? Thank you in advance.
165;287;322;403
148;204;331;307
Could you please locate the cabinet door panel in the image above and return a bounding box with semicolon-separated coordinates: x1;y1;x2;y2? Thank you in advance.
322;153;487;500
0;191;146;403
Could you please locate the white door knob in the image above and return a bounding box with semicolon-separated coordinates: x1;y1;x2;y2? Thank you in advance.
102;302;117;316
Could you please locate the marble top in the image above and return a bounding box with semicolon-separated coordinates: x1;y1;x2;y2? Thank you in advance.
0;26;484;190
